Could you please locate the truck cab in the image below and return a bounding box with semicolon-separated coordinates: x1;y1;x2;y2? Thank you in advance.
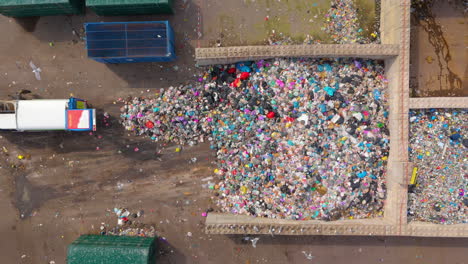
0;97;96;131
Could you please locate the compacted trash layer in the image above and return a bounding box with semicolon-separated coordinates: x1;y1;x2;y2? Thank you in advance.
408;109;467;224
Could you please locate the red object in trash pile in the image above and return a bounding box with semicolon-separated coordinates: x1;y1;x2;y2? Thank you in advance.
145;121;155;128
266;111;275;119
239;72;250;80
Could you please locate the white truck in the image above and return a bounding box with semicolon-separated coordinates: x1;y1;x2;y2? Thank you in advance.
0;97;96;131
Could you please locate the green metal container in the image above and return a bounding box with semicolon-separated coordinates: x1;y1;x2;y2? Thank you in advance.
67;235;157;264
0;0;84;17
86;0;173;16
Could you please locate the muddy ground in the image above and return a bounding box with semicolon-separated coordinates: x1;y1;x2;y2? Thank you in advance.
0;1;467;264
410;0;467;97
200;0;377;46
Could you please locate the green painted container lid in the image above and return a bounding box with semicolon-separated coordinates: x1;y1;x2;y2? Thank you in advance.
87;0;173;15
0;0;84;17
67;235;157;264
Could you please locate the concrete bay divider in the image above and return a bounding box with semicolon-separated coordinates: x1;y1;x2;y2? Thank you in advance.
409;97;468;109
195;44;399;66
196;0;468;237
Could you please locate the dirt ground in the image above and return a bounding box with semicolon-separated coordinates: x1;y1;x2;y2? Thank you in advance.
200;0;376;46
0;1;467;264
410;0;467;97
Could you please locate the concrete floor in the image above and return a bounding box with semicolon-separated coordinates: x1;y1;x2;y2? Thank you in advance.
0;1;467;264
410;0;467;97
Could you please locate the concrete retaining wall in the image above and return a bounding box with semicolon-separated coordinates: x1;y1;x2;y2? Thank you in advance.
409;97;468;109
195;44;399;66
205;214;468;237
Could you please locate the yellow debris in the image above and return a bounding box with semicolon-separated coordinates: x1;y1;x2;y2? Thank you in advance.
410;167;418;185
316;185;327;196
425;56;434;64
240;186;247;194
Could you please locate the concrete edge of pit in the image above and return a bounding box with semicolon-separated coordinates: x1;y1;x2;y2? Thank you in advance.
404;222;468;237
409;97;468;109
195;44;399;66
204;213;394;236
204;213;468;237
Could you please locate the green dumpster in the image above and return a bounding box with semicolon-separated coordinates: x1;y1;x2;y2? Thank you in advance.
86;0;173;16
0;0;84;17
67;235;157;264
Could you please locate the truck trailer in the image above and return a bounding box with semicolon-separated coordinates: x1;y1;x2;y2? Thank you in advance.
0;97;96;131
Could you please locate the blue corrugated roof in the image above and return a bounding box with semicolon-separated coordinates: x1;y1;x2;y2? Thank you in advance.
84;21;175;63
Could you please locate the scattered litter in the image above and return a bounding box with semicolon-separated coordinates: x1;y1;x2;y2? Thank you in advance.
243;236;260;248
250;237;259;248
116;182;124;191
137;210;144;217
302;251;315;260
102;207;156;237
201;176;214;182
107;225;156;237
425;56;434;64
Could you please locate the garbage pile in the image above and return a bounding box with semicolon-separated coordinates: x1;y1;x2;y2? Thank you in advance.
113;207;144;226
408;109;467;224
323;0;378;44
100;208;156;237
120;87;210;146
121;58;390;221
105;225;157;237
